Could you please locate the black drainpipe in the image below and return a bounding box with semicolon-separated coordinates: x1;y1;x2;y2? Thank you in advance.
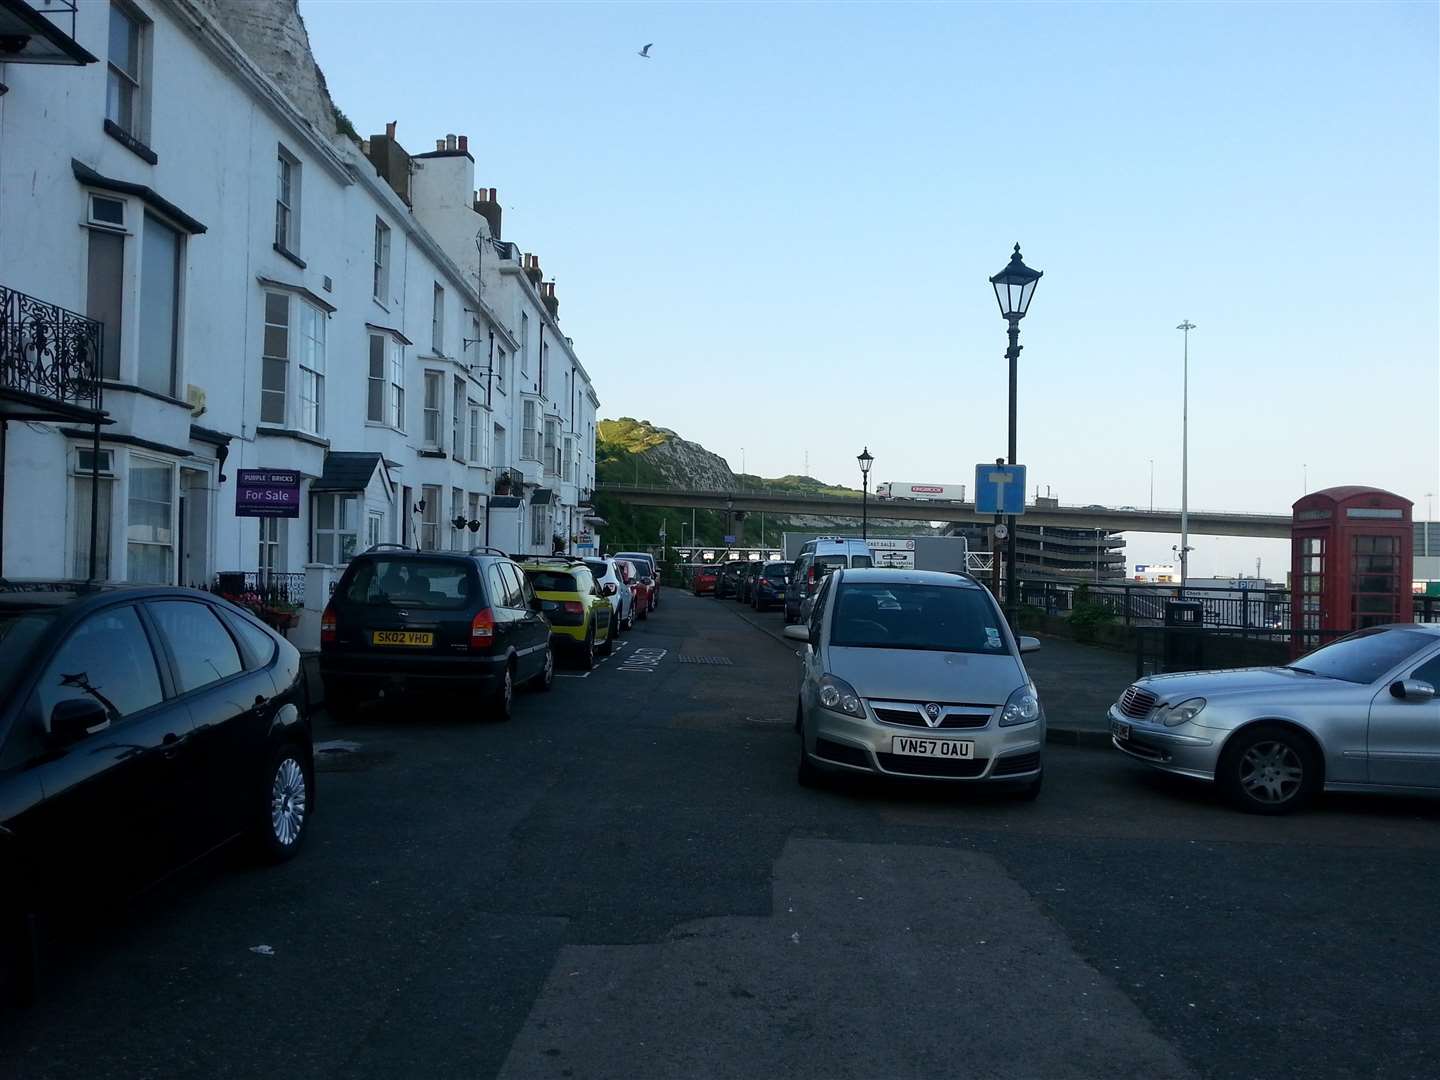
0;418;7;578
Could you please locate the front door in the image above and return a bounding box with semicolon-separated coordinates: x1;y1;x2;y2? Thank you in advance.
1367;651;1440;788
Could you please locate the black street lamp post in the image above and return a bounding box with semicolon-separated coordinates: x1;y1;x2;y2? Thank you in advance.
857;446;874;541
989;244;1043;626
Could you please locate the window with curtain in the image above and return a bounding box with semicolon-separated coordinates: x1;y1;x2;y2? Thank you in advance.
73;474;114;580
86;226;124;380
367;333;386;422
127;456;174;583
261;291;289;425
423;372;443;447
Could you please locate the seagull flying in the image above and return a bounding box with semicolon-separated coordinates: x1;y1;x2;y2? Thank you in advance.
638;43;653;58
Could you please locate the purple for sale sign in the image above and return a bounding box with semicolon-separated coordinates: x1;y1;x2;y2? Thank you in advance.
235;469;301;518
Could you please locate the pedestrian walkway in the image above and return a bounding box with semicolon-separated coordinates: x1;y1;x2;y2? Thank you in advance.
1024;635;1133;741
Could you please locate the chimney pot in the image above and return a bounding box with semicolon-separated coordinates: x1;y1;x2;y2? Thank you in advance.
489;187;497;201
458;135;468;152
385;121;396;138
446;134;457;150
435;139;445;151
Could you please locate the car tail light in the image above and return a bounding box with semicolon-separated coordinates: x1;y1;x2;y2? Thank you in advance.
321;606;337;645
563;601;585;615
470;608;495;648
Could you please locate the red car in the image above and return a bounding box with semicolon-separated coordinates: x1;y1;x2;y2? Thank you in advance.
692;565;718;595
617;560;651;620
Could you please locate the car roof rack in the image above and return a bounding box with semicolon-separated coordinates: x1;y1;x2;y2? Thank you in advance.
513;553;587;565
364;543;413;553
466;546;511;558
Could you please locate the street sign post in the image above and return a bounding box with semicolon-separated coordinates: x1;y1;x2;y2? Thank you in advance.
974;463;1027;516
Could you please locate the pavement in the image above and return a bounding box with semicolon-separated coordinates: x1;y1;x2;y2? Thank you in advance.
3;591;1438;1080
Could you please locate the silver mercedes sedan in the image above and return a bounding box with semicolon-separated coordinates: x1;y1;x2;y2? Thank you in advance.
783;568;1044;796
1110;624;1440;813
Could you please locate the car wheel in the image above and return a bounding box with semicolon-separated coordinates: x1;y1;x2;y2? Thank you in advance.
491;662;516;717
529;645;554;692
255;742;313;863
797;728;820;789
1218;725;1317;814
579;629;596;671
0;907;37;1008
599;617;615;656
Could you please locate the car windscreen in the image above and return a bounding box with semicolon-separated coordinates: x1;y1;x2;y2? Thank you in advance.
1290;627;1435;684
828;582;1008;654
343;558;476;610
763;564;791;579
527;570;579;593
0;608;59;700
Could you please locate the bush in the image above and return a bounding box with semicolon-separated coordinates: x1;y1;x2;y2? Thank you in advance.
1017;604;1047;630
1068;601;1115;643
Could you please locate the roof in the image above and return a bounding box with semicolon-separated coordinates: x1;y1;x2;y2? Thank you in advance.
311;452;383;492
839;568;982;589
1300;486;1410;505
530;488;555;505
489;496;523;509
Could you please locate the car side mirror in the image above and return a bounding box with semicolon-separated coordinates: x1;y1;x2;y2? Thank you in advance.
1019;636;1042;654
783;625;810;642
50;698;109;742
1390;678;1436;701
603;582;618;596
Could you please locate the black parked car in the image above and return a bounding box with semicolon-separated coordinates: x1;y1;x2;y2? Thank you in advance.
714;561;747;599
320;546;552;720
0;583;314;1005
751;560;793;612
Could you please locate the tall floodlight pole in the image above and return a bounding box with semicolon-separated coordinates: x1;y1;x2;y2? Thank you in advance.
1177;320;1196;588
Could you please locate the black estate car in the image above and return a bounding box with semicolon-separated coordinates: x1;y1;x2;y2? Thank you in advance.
319;546;553;720
0;583;314;1005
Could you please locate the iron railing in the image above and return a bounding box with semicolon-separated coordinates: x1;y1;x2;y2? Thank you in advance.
1014;580;1292;628
0;284;103;414
212;571;306;606
1135;626;1349;678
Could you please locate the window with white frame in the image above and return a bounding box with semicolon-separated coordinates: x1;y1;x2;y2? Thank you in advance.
450;487;464;549
139;212;181;398
275;147;301;252
390;338;405;429
563;436;575;483
261;292;288;424
366;510;384;551
373;218;391;303
432;283;445;354
72;448;115;580
522;399;540;461
492;423;506;470
258;517;287;582
530;500;547;549
422;371;443;448
106;3;149;142
468;401;481;463
543;417;560;477
494;345;506;393
85;210;125;380
367;333;386;423
420;485;442;550
127;456;174;584
467;492;481;527
297;302;325;434
452;376;465;460
313;494;359;565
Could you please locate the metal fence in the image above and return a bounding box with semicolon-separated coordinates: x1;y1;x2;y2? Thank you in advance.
1;284;104;413
212;571;306;606
1135;626;1349;678
1015;579;1291;629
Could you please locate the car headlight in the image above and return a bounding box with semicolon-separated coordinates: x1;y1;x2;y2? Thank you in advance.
817;674;865;718
1000;684;1042;727
1156;697;1206;727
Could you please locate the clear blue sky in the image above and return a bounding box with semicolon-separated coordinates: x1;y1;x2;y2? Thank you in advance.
302;0;1438;577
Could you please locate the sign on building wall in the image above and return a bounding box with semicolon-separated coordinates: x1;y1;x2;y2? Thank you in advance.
235;469;301;518
867;537;916;569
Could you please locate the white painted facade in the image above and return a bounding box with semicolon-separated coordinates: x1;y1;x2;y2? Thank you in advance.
0;0;599;595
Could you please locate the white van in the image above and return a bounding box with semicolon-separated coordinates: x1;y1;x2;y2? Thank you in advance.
784;539;875;624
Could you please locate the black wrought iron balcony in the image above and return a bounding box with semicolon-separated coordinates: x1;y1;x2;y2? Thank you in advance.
0;284;104;420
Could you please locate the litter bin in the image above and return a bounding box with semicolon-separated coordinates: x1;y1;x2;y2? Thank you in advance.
1163;600;1204;671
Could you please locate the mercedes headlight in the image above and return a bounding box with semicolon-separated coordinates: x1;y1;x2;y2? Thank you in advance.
1156;697;1206;727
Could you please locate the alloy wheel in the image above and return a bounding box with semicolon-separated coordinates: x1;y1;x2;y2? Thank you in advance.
1238;740;1304;805
270;757;309;847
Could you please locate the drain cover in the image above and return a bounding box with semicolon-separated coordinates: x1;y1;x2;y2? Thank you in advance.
678;655;733;665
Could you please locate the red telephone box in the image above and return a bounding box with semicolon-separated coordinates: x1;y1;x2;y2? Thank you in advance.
1291;486;1413;643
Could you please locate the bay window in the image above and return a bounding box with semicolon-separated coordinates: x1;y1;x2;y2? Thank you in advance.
452;376;465;460
312;494;359;565
522;399;540;461
127;456;174;583
468;401;481;463
138;213;181;397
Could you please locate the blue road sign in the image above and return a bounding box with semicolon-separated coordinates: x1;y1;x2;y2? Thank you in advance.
723;535;737;544
974;464;1027;515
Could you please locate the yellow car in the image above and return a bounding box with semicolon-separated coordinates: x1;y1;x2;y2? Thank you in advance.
520;558;616;670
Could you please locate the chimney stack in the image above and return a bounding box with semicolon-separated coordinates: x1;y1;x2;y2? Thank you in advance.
540;282;559;320
385;121;396;138
474;186;502;240
368;125;413;205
